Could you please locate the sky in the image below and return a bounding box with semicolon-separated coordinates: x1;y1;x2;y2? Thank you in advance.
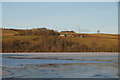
2;2;118;34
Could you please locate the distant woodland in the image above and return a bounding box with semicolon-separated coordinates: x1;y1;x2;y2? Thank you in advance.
1;28;119;53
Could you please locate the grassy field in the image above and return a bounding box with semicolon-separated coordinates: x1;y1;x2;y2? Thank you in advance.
1;29;119;52
2;29;118;47
1;29;18;35
63;36;118;49
2;35;38;41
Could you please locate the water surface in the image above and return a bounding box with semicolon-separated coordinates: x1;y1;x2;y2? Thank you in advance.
2;53;118;78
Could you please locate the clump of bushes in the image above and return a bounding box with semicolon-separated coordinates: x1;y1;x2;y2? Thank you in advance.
15;28;59;36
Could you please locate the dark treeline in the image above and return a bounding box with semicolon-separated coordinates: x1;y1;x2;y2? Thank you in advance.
61;30;75;33
15;28;59;36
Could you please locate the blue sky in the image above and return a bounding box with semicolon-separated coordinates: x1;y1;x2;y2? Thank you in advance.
2;2;118;34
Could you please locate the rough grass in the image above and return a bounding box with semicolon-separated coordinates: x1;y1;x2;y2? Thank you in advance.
2;29;19;35
1;29;119;52
2;35;38;41
62;36;118;49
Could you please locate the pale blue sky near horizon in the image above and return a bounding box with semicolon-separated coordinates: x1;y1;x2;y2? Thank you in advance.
2;2;118;34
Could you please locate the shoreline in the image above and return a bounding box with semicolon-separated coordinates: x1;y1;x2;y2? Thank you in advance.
0;52;118;56
0;52;119;54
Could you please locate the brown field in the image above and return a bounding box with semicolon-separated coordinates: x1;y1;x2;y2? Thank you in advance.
1;28;119;52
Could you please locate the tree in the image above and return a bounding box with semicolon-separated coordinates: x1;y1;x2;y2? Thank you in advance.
97;30;100;33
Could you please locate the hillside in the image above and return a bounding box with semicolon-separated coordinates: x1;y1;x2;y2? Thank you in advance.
1;29;19;35
60;32;118;39
1;28;119;53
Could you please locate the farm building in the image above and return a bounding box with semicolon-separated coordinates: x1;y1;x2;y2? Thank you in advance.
60;33;86;37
